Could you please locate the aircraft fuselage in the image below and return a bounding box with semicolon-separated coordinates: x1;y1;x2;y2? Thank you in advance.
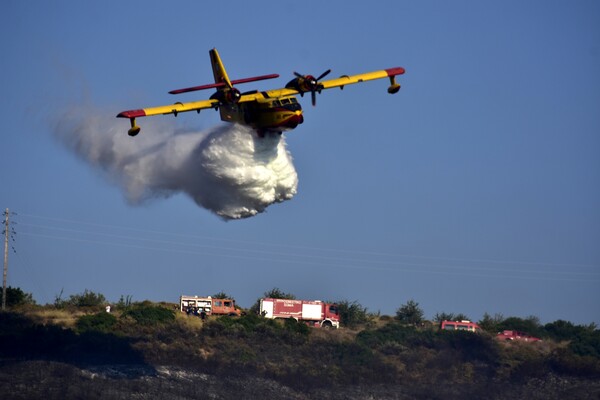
219;94;303;135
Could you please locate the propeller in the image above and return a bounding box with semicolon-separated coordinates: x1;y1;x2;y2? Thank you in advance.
291;69;331;106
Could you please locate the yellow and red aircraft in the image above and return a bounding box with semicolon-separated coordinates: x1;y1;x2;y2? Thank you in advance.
117;48;405;137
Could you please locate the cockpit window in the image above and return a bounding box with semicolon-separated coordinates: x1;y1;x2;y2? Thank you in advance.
281;98;290;105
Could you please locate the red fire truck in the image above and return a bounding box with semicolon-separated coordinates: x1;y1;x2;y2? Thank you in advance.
260;298;340;328
440;320;482;332
496;330;541;342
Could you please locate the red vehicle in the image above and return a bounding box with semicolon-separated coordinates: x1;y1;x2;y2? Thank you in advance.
260;298;340;328
440;320;481;332
496;330;541;342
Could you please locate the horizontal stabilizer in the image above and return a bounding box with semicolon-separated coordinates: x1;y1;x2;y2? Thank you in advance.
169;73;279;95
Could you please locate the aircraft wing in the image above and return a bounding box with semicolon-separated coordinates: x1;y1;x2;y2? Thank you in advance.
117;98;219;120
319;67;405;91
117;98;220;136
242;67;406;103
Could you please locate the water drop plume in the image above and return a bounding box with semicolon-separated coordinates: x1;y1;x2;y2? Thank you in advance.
53;108;298;219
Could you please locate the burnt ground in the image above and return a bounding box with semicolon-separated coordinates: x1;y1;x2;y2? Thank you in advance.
1;310;599;399
1;360;599;400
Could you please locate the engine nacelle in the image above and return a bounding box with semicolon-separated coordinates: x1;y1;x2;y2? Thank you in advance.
211;87;242;104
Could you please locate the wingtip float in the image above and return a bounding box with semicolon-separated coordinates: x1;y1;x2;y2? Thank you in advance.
117;48;405;138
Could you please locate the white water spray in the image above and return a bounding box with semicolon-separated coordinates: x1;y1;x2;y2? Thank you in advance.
53;109;298;219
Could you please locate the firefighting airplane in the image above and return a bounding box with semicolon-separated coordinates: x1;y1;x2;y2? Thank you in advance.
117;48;405;137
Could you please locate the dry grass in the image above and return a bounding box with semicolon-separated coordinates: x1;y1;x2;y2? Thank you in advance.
23;308;87;328
175;311;205;330
310;325;359;343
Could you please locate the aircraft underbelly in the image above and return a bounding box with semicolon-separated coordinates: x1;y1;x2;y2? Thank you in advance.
220;103;303;132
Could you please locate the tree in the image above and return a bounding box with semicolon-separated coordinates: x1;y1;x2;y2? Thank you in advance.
336;300;370;328
454;313;470;322
262;288;296;300
249;287;296;314
116;295;133;310
433;312;470;323
478;312;504;333
395;299;424;326
544;320;597;342
212;291;235;300
499;315;543;338
0;286;35;308
65;289;106;309
433;312;456;323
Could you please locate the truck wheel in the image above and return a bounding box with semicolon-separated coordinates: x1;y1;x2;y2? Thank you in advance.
322;321;332;329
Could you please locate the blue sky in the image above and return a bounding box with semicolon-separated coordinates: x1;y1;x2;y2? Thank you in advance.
2;1;599;325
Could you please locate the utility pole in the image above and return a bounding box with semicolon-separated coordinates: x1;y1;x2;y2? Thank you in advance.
2;208;9;310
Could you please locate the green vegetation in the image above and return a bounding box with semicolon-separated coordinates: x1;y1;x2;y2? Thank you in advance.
1;287;600;398
336;300;371;328
76;311;117;333
478;312;505;332
248;287;296;314
0;286;35;307
115;295;133;310
211;291;235;300
54;289;107;310
395;299;424;326
433;311;470;323
262;287;297;300
121;302;175;325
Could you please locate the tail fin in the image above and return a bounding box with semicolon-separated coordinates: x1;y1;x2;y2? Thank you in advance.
209;48;233;89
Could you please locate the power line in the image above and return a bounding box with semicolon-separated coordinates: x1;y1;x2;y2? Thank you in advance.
17;229;600;283
17;211;599;271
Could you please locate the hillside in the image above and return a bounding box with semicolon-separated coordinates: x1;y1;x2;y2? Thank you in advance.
1;304;599;399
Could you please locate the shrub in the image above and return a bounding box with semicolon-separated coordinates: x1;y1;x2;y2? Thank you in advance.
283;317;310;337
203;313;309;343
357;322;428;349
76;312;117;333
66;289;106;309
115;295;133;310
436;330;499;363
550;348;600;377
569;329;600;358
122;303;175;325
